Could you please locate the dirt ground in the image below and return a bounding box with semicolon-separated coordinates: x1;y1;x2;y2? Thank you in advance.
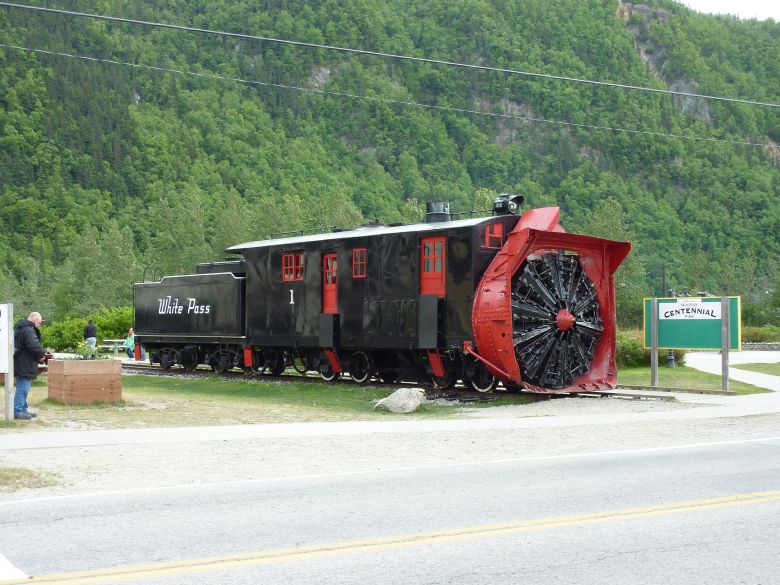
2;386;778;499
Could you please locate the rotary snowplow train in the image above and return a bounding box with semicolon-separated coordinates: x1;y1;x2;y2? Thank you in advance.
134;195;630;393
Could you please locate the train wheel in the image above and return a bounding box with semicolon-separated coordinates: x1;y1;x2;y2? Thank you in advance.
468;363;496;393
159;348;179;370
209;349;238;374
430;350;459;390
267;349;285;376
320;370;341;382
432;375;456;390
180;349;198;372
250;349;267;375
209;351;231;374
348;351;372;384
291;352;308;374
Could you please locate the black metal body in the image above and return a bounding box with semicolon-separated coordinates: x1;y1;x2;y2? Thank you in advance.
232;215;518;353
196;259;246;276
133;213;519;382
135;272;246;345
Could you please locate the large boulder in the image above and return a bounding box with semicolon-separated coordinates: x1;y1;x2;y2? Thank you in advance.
374;387;425;413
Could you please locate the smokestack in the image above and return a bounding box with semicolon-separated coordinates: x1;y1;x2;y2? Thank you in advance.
425;201;451;223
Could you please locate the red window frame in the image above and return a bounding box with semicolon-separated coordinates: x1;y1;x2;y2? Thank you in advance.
482;223;504;249
352;248;367;279
322;253;338;314
282;252;304;281
420;236;446;297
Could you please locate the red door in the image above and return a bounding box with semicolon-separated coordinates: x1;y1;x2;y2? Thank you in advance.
420;237;445;297
322;253;338;313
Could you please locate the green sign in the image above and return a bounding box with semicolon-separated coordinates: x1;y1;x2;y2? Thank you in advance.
643;297;741;350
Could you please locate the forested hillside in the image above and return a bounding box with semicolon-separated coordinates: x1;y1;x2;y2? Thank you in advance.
0;0;778;325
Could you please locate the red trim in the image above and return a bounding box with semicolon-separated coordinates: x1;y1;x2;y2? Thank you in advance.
470;207;631;393
322;253;338;313
243;346;253;368
282;253;304;281
133;343;142;361
462;341;512;381
482;222;504;248
427;350;446;378
420;237;446;298
324;349;343;373
352;248;367;278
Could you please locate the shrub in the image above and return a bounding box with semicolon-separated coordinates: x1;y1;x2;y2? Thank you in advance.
615;329;645;368
92;306;133;340
41;306;133;351
615;328;686;367
41;317;85;351
743;326;780;343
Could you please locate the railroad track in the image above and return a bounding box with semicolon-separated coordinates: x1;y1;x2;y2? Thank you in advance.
122;363;689;402
120;362;503;402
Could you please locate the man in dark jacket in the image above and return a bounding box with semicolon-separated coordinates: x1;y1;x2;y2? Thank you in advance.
13;312;46;421
83;319;97;348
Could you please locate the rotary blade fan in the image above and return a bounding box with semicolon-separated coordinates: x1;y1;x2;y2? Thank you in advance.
511;252;603;389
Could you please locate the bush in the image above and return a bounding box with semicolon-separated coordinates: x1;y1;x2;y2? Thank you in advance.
92;306;133;340
41;306;133;351
41;317;85;351
615;328;686;367
743;326;780;343
616;329;645;368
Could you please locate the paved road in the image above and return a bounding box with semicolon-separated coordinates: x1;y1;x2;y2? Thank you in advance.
1;437;778;584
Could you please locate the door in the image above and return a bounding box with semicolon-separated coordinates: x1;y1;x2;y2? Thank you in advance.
322;253;338;314
420;237;446;297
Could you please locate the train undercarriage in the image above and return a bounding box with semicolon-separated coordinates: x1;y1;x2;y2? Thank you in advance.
144;342;501;392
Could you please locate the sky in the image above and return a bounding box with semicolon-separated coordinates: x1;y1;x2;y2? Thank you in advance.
681;0;780;20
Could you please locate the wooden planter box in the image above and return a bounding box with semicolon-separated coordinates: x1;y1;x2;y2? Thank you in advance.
47;359;122;404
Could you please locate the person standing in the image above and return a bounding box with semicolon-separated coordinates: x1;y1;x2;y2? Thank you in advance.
83;319;97;348
13;311;46;421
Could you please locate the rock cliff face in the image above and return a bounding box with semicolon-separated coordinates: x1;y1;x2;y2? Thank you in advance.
617;1;711;124
616;1;670;24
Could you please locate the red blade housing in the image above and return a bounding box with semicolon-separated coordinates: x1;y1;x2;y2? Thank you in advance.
471;207;631;393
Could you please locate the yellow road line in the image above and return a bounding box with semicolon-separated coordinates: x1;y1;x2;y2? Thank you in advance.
4;490;779;585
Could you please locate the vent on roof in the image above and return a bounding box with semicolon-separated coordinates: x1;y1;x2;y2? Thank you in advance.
425;201;451;223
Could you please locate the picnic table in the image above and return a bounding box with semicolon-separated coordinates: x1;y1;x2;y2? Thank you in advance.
99;339;126;356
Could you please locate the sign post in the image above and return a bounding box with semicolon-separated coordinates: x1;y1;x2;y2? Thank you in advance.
650;298;659;388
644;296;740;391
721;297;730;392
0;303;13;422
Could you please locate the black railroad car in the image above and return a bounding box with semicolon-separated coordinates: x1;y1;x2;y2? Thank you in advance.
226;201;519;386
135;266;246;372
134;195;630;394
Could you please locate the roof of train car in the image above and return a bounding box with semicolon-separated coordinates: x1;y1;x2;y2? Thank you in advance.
227;215;506;253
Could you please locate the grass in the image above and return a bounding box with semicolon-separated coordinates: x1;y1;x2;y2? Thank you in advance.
0;466;60;491
9;373;536;430
9;361;771;431
732;362;780;376
617;365;769;395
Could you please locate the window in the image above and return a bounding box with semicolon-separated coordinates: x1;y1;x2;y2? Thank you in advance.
282;252;304;281
423;240;444;273
323;254;337;284
322;253;338;313
482;223;504;248
352;248;367;278
420;236;445;297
